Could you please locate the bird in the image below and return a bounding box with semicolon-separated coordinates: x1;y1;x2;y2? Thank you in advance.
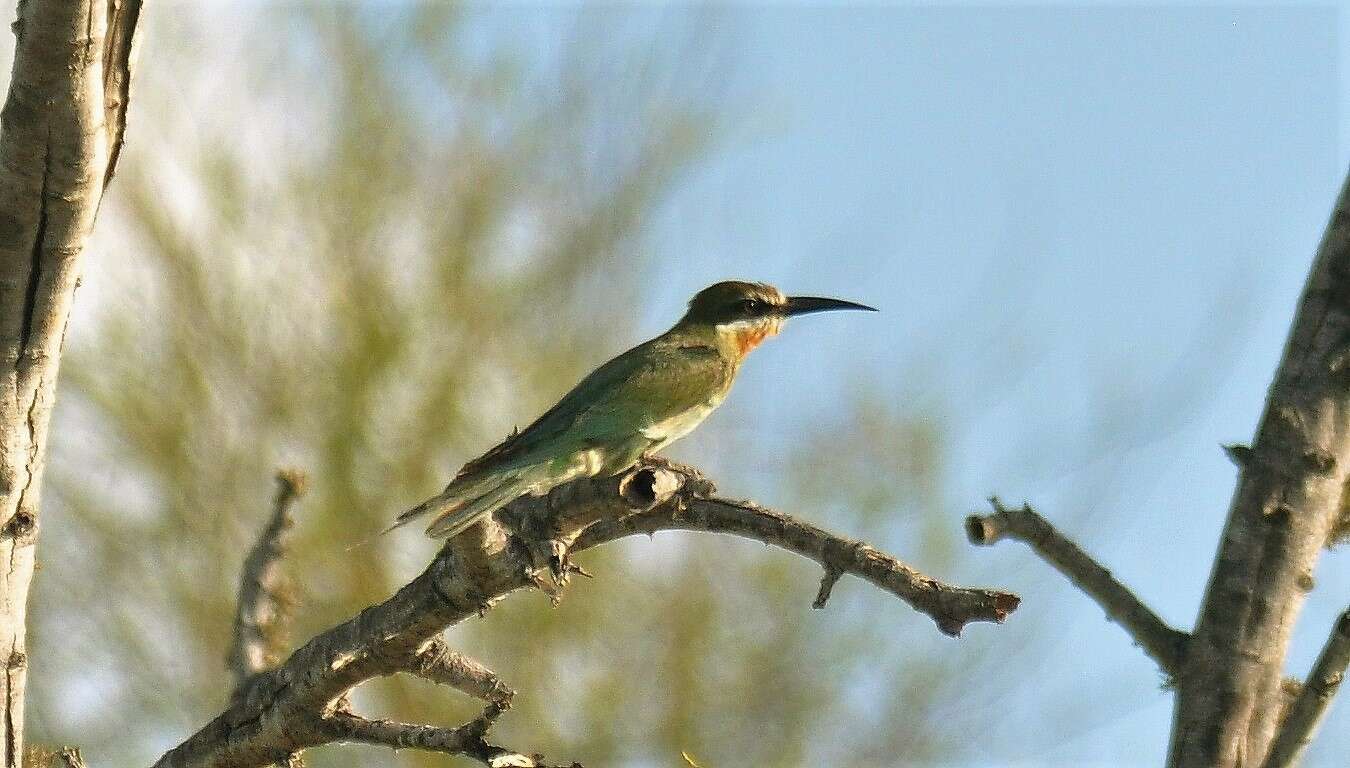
392;280;876;539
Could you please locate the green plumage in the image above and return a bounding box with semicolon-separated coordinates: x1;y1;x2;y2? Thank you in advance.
392;280;873;539
395;331;734;538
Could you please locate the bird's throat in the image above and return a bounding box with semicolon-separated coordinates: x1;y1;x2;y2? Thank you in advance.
716;317;783;358
736;326;770;354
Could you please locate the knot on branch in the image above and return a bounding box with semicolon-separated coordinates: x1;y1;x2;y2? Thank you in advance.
501;458;692;550
1223;443;1254;468
813;566;844;609
812;537;870;609
497;459;693;594
1303;450;1337;476
618;465;683;510
1;509;35;542
965;496;1031;546
1329;475;1350;549
1220;441;1339;487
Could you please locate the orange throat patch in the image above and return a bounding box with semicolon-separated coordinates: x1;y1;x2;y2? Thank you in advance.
727;318;782;355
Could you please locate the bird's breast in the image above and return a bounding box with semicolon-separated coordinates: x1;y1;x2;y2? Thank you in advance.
640;394;725;447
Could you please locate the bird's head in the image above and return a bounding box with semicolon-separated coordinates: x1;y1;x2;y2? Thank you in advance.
679;280;877;358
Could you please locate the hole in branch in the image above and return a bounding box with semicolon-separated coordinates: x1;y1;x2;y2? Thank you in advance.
618;467;681;510
966;515;1001;545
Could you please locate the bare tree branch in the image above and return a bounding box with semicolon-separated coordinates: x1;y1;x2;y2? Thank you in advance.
965;497;1188;675
411;637;514;706
0;1;142;763
317;702;575;768
151;458;1018;768
575;470;1021;636
317;709;491;758
229;469;307;695
219;468;532;767
22;746;87;768
1260;608;1350;768
1169;168;1350;768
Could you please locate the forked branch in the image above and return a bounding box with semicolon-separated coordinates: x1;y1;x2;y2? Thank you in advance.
1260;608;1350;768
157;459;1018;768
577;480;1020;636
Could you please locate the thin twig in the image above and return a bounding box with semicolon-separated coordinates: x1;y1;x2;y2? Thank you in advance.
228;469;308;695
319;704;573;768
966;497;1188;675
1260;608;1350;768
578;484;1020;636
321;710;481;753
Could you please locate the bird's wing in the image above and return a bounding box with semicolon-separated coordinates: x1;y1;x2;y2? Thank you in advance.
571;341;731;443
460;339;728;476
395;340;728;539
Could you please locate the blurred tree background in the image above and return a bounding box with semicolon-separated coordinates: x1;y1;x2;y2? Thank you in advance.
12;2;1348;767
23;6;972;767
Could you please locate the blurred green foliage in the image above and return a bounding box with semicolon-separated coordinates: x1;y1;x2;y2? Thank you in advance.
28;6;960;767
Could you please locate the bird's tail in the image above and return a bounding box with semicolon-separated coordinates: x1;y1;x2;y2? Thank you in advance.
385;467;538;539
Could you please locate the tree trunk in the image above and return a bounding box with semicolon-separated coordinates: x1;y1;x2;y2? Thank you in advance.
0;0;140;763
1168;168;1350;767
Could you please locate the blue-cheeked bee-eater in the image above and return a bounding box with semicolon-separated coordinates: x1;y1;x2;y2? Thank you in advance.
393;280;876;539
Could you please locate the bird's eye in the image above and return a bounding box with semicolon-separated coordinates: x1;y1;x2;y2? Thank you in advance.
736;298;762;315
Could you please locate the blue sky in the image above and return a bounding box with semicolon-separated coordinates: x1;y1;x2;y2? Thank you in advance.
59;3;1347;765
543;4;1347;764
5;2;1342;765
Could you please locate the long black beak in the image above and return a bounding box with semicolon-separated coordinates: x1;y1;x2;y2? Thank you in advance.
782;295;878;316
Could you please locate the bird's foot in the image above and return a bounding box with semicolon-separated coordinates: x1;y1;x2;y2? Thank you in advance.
524;537;590;605
547;538;593;589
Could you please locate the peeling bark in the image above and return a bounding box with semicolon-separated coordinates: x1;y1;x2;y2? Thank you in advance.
0;1;141;763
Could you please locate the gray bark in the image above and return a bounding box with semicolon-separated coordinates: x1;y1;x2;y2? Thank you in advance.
1167;168;1350;767
1260;608;1350;768
228;471;306;698
154;459;1018;767
971;166;1350;767
0;0;140;763
967;498;1189;676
